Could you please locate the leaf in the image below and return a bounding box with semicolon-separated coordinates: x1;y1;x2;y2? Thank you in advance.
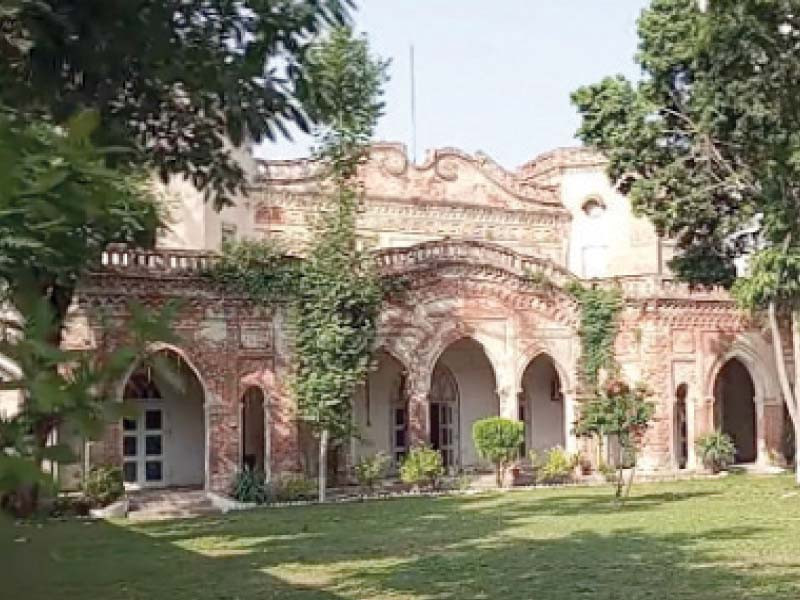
37;443;77;464
66;109;101;141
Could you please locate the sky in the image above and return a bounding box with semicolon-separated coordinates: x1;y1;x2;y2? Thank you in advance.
256;0;650;169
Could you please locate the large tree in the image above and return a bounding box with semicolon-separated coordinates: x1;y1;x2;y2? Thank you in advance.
572;0;800;481
1;0;354;207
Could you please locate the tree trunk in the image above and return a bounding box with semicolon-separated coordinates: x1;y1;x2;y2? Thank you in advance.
770;302;800;485
318;429;329;503
615;441;624;499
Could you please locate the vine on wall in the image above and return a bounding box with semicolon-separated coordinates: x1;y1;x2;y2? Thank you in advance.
565;282;623;390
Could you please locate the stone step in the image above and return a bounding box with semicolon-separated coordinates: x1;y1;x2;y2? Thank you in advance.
127;488;221;520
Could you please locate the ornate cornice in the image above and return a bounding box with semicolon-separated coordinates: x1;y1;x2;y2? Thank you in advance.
255;142;565;211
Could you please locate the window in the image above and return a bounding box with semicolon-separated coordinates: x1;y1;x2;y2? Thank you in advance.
582;197;606;218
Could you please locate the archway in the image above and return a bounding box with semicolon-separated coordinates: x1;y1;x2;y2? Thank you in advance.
354;350;407;466
520;354;565;454
713;358;756;464
241;387;267;473
430;338;498;470
121;350;206;488
674;383;689;470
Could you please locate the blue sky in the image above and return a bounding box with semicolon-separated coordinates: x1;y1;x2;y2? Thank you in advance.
257;0;649;168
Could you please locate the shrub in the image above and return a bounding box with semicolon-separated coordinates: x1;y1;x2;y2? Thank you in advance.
537;447;577;484
355;452;390;493
696;432;736;473
82;466;124;507
399;445;444;489
472;417;524;487
231;468;269;504
598;461;618;484
273;474;318;502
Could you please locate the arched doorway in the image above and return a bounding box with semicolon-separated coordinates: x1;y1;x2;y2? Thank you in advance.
241;387;267;474
121;350;206;488
430;338;498;470
353;350;407;466
674;383;689;469
713;358;757;464
520;354;565;454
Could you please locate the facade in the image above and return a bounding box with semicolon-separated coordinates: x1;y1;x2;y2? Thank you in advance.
51;143;793;492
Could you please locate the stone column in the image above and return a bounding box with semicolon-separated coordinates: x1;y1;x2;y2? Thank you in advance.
757;396;784;466
693;396;715;470
562;391;578;453
686;394;697;470
495;359;519;420
406;369;431;447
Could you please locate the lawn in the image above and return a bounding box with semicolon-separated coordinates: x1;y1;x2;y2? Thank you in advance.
3;475;800;600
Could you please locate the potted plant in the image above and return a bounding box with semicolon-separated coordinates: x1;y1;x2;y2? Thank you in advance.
695;432;736;474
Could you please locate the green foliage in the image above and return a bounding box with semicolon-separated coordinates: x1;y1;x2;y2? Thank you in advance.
206;240;299;302
575;378;655;499
399;445;444;490
1;1;354;207
290;28;387;449
272;474;318;503
696;432;736;474
572;0;800;295
472;417;524;487
731;247;800;310
231;468;270;505
304;27;391;180
354;452;390;492
0;109;161;309
82;466;124;508
566;282;623;388
0;296;179;515
534;447;578;484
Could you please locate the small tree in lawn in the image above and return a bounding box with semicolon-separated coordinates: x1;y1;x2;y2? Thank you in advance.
291;28;388;502
472;417;525;488
575;379;655;502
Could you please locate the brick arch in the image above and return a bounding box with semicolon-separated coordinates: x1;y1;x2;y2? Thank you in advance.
117;342;211;407
703;334;779;402
517;342;576;396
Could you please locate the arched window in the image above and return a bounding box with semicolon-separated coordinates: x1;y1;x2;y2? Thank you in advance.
429;365;459;469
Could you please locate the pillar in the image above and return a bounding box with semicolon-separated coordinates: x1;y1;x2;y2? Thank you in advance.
406;369;430;447
563;390;577;453
758;395;784;466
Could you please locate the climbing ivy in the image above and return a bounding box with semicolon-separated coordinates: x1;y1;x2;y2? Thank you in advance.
207;28;387;499
206;239;298;302
565;282;623;390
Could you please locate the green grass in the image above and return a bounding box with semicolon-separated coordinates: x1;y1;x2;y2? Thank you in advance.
4;475;800;599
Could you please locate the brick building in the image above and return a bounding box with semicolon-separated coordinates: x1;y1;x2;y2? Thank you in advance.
33;143;793;492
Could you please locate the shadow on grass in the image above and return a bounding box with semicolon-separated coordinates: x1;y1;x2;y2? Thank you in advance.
2;482;798;600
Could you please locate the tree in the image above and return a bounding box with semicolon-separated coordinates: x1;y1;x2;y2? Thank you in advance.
472;417;524;487
0;109;160;344
575;379;655;502
572;0;800;482
1;0;355;207
0;110;176;515
291;27;388;501
0;297;178;516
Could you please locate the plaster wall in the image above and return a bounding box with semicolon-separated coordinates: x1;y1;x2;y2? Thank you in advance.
437;339;498;468
522;356;565;452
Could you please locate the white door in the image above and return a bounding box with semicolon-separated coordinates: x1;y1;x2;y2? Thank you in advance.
122;403;166;488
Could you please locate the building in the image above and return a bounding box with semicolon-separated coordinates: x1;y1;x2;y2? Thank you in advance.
46;143;793;492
